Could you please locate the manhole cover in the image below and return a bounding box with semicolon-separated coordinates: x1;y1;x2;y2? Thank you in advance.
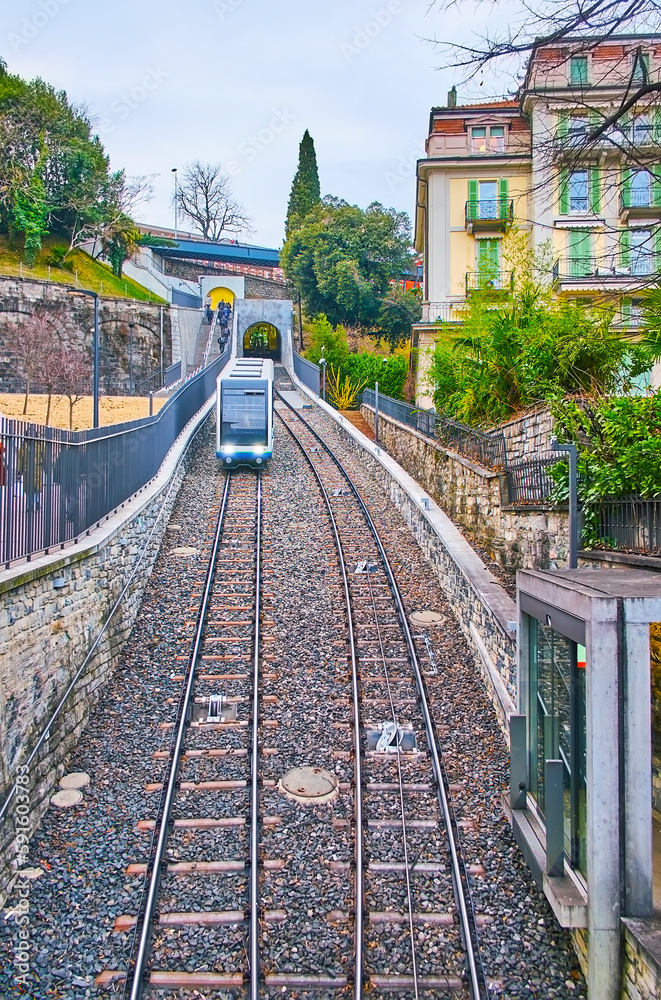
167;524;182;530
171;547;198;557
60;772;90;790
51;789;83;808
278;766;339;805
19;867;44;880
410;610;445;626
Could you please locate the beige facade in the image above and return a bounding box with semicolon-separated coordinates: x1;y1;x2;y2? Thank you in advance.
415;37;661;403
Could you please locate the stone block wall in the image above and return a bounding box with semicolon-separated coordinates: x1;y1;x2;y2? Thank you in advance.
0;277;172;394
0;424;195;902
162;259;291;300
622;920;661;1000
362;404;569;572
496;406;556;462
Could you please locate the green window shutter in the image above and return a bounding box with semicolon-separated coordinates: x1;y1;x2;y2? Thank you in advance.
653;164;661;208
468;179;478;220
621;298;631;324
655;228;661;273
559;168;569;214
620;229;631;270
557;111;569;141
569;230;592;277
589;167;601;214
498;177;509;219
488;239;499;266
654;108;661;143
622;167;632;209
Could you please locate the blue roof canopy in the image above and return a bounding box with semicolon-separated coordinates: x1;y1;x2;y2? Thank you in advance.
143;237;280;269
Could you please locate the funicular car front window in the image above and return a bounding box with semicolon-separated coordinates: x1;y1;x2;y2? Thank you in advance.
222;389;266;441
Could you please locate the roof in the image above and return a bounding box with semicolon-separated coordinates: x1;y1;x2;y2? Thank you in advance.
141;236;280;269
431;98;520;113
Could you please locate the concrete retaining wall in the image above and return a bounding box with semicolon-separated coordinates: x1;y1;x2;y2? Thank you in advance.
0;395;213;903
361;404;569;572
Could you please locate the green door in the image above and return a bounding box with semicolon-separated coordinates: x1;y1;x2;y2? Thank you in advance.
568;230;592;278
477;239;500;287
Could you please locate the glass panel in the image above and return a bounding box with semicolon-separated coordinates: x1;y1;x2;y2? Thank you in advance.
569;171;589;212
570;57;588;86
631;229;652;275
568;116;589;147
221;388;266;446
528;617;587;875
472;127;487;154
478;181;497;218
631;170;652;207
489;126;505;152
633;114;652;145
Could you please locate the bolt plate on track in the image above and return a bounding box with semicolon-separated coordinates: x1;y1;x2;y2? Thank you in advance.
354;560;378;574
368;722;417;754
278;766;339;805
194;701;237;725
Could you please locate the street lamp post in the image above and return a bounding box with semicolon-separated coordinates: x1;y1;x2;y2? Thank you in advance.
172;168;178;239
68;288;100;429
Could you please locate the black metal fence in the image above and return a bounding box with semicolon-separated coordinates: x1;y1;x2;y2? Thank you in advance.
504;457;561;505
0;349;229;567
293;351;320;395
362;388;507;470
593;496;661;555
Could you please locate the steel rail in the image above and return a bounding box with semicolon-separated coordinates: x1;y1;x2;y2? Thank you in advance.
275;387;489;999
249;472;262;1000
125;472;233;1000
274;406;365;999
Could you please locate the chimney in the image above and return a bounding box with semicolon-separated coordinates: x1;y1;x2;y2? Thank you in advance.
447;86;457;108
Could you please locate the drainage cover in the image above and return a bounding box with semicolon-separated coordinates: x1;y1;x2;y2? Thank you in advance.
278;766;339;805
51;789;83;808
410;610;444;626
60;772;90;790
171;547;198;557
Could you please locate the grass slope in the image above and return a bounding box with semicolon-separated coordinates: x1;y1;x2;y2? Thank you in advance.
0;234;166;303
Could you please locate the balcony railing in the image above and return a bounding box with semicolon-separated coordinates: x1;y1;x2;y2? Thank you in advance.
465;199;514;233
553;256;656;281
421;302;467;324
620;189;661;217
466;269;514;294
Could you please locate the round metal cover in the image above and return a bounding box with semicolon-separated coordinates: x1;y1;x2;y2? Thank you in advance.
171;547;198;557
19;867;44;880
60;772;90;790
278;766;339;805
51;789;83;808
410;610;445;626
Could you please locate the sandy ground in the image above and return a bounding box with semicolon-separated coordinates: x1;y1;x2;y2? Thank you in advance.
0;393;167;430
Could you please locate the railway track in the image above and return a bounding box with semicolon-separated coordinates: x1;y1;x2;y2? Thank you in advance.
99;380;488;999
274;380;489;999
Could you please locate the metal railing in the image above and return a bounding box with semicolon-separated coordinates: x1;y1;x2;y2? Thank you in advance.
465;199;514;226
593;496;661;555
553;255;656;280
362;388;507;470
293;350;320;395
465;269;514;294
421;302;466;324
0;348;230;567
504;457;561;506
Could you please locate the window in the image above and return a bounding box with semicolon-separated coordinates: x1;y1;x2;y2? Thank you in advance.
631;229;652;275
529;619;587;875
471;125;507;154
570;56;589;86
568;115;589;147
632;50;650;84
478;180;498;218
632;113;653;145
630;170;652;208
569;170;589;212
631;299;644;326
221;388;266;446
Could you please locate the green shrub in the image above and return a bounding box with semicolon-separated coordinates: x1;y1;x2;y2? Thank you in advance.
45;245;73;271
342;352;408;399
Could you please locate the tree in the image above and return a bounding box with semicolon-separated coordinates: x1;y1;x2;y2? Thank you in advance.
376;286;422;352
282;198;415;329
3;311;55;413
305;314;349;369
285;130;321;237
55;347;91;429
176;161;252;241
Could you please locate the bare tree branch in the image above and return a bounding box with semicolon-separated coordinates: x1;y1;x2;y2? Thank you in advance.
176;161;253;241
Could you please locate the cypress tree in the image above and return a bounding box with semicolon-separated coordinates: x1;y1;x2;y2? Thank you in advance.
285;130;321;237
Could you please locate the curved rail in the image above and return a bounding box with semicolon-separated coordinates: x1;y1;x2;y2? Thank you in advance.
274;407;364;998
275;388;488;999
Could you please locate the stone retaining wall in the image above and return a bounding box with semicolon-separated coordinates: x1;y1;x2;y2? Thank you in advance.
0;276;172;394
0;411;203;902
362;404;569;572
496;406;556;462
162;259;291;300
622;919;661;1000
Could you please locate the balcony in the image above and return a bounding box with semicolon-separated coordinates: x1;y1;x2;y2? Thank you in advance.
420;301;467;324
465;199;514;234
466;269;514;295
620;189;661;221
552;256;655;288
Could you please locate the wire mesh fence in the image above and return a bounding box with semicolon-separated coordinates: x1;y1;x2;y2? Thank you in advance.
0;349;229;567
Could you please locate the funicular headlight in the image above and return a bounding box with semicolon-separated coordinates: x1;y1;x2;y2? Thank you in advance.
252;446;265;455
221;445;235;455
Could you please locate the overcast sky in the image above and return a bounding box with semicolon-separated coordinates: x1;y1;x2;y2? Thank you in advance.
1;0;514;248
